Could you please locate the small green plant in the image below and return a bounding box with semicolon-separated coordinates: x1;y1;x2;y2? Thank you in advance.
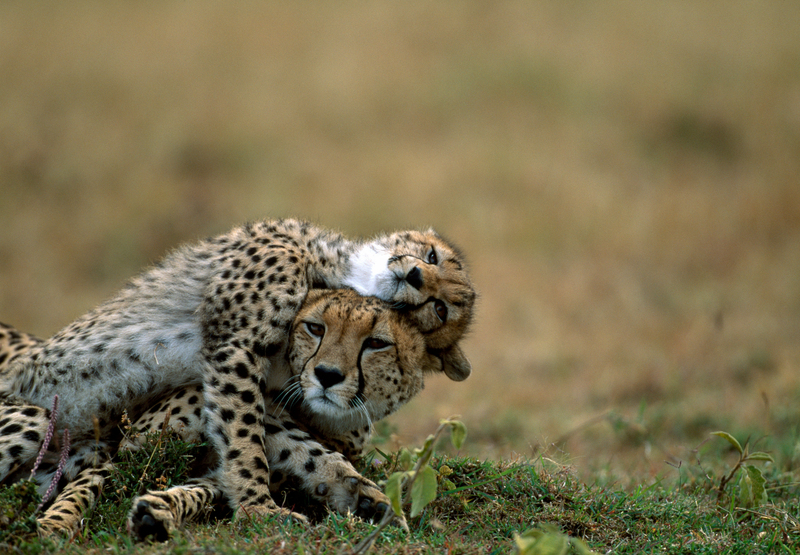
712;431;774;508
0;479;42;547
85;420;207;535
351;418;466;554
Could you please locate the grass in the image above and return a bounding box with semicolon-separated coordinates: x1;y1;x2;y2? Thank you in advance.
5;428;800;554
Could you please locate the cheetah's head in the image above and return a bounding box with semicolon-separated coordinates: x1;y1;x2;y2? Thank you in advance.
379;229;476;382
284;289;458;434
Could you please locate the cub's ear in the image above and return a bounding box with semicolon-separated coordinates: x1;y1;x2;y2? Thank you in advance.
425;345;471;381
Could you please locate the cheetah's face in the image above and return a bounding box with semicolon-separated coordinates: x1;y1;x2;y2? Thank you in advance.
383;231;475;350
347;231;475;347
286;289;428;433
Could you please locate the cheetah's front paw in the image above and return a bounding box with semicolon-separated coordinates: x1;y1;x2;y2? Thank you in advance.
316;472;404;527
127;494;178;542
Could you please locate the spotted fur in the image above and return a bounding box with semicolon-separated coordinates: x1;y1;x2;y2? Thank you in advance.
0;288;460;538
1;220;473;521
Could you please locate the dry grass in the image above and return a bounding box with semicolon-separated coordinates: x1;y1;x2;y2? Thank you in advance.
2;0;800;482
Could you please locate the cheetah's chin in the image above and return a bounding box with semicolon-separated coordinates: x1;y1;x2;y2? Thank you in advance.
304;397;371;429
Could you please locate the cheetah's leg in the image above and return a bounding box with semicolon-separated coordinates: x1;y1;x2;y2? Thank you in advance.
123;386;304;541
262;413;397;524
0;399;50;481
198;233;313;517
38;463;112;537
199;348;285;517
127;478;221;542
121;387;218;541
127;475;305;543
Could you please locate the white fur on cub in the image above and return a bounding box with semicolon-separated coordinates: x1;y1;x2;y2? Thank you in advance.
342;244;397;301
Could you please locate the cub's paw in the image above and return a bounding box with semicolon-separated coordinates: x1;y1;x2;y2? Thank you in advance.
127;494;176;542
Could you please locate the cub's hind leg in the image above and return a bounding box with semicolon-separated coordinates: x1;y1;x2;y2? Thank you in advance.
38;463;112;537
31;438;115;537
36;385;207;539
119;384;207;450
0;399;50;482
0;398;109;538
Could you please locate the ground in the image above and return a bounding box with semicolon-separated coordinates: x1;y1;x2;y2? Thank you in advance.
1;0;799;487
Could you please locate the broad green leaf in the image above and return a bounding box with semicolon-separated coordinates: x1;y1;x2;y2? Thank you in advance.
515;530;569;555
514;532;538;554
744;465;768;507
737;466;753;508
449;420;467;450
712;431;743;455
385;472;404;517
746;451;774;463
513;528;543;553
410;465;438;517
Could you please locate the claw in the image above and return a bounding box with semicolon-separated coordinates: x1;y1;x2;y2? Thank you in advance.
128;500;171;542
375;502;389;518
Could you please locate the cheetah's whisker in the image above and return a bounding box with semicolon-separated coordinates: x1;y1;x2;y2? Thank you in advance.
353;397;373;433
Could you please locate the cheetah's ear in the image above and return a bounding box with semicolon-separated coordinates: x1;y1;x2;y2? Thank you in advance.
440;345;471;382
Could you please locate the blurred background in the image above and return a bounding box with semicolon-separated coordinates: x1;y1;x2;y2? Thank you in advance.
1;1;799;483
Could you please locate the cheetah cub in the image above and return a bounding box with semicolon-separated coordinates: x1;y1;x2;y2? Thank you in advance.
1;219;475;521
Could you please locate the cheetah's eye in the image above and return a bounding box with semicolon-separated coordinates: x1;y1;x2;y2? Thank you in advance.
305;322;325;338
426;248;438;265
434;300;448;323
364;337;390;350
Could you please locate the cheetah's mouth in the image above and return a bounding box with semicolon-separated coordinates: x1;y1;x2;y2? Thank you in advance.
305;390;348;414
304;390;372;429
387;260;428;305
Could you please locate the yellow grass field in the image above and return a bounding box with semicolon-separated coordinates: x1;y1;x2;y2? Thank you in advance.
2;1;799;483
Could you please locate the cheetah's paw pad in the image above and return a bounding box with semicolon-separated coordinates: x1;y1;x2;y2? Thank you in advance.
127;495;176;542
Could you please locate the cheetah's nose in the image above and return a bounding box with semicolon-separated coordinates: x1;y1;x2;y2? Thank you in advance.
405;266;423;290
315;365;345;389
